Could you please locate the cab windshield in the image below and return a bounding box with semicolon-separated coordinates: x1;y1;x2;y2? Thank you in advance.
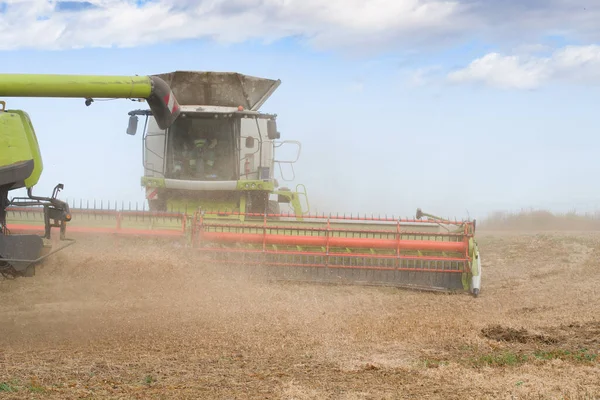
165;117;236;181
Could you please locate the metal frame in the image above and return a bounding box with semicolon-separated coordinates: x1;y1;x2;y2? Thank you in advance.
5;205;481;295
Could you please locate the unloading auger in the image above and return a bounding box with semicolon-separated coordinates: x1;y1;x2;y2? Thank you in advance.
0;73;181;277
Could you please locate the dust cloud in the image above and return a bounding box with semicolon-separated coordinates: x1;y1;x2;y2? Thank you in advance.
0;232;598;398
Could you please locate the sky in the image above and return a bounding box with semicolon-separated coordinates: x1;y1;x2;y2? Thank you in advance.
2;0;600;220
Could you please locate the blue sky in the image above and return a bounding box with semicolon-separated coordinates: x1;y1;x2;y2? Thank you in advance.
2;0;600;219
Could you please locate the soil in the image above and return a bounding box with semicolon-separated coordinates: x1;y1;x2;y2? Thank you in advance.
0;231;598;399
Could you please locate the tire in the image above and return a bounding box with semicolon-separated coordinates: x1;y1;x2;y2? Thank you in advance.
22;265;35;278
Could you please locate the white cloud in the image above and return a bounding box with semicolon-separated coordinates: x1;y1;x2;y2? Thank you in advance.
0;0;599;58
0;0;470;51
447;45;600;89
406;65;443;87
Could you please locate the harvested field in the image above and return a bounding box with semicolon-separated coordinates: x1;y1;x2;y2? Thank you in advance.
0;230;598;399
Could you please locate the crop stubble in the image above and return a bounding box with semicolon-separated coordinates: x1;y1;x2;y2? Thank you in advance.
0;230;598;399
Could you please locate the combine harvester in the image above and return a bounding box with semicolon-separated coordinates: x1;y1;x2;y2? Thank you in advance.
1;72;482;296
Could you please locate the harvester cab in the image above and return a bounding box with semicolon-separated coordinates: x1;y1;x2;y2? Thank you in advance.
125;71;308;220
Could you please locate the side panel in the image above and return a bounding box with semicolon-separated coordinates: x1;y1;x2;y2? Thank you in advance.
260;118;274;178
0;110;42;189
239;117;274;181
143;117;166;178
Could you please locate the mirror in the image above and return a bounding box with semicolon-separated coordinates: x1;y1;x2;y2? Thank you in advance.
126;115;138;136
267;119;280;140
245;136;255;148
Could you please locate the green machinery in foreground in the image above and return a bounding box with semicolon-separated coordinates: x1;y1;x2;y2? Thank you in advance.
1;72;481;297
0;73;181;277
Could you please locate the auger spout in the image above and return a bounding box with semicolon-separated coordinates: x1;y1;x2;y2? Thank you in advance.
0;73;181;129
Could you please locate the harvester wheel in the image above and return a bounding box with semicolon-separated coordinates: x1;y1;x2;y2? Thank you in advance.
22;265;35;277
